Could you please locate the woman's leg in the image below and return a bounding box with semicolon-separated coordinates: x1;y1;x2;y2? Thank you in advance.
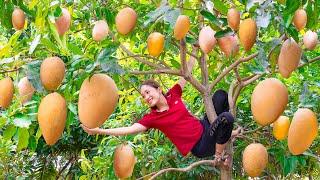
211;112;234;168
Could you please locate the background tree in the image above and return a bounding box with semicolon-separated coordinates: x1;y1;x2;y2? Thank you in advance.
0;0;319;179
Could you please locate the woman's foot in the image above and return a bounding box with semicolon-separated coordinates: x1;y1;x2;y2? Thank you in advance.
220;154;232;170
212;152;223;166
231;126;243;140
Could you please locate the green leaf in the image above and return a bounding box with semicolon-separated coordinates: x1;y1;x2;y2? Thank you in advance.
285;0;300;13
53;6;62;17
97;45;125;75
269;44;281;73
17;128;29;151
163;9;180;28
29;34;41;54
28;0;39;10
214;28;233;39
0;117;6;129
3;125;17;140
200;10;223;28
36;127;42;140
68;103;78;115
256;12;271;28
41;38;59;53
28;136;37;152
103;8;115;26
284;156;298;176
170;58;180;69
239;0;248;5
286;25;299;42
283;0;300;28
212;0;228;15
0;1;14;29
68;43;83;55
144;4;170;27
25;60;45;92
13;117;32;128
306;1;318;30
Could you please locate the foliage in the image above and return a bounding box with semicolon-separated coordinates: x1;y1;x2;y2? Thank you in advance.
0;0;319;179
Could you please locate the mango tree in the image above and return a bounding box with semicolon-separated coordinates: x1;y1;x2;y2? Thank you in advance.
0;0;319;179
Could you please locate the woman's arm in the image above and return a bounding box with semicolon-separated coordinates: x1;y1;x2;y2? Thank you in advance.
81;123;147;136
178;47;197;90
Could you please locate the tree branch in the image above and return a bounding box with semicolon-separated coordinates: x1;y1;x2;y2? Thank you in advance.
209;52;258;91
171;40;199;59
130;69;181;76
232;85;242;108
200;54;209;86
0;67;21;74
242;74;263;86
228;80;238;116
56;156;75;178
140;159;219;180
298;55;320;68
119;43;163;69
234;67;242;83
242;74;256;81
242;126;264;135
109;32;164;69
119;54;170;69
186;75;206;94
180;39;188;74
203;94;217;123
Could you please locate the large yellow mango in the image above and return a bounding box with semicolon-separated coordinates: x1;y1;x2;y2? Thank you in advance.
288;108;318;155
251;78;288;126
78;74;118;128
0;77;14;109
38;92;67;145
243;143;268;177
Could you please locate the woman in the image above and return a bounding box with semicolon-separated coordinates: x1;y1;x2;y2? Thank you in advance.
81;77;238;168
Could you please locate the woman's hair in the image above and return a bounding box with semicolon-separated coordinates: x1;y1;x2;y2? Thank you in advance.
212;89;229;115
140;79;165;95
141;79;161;89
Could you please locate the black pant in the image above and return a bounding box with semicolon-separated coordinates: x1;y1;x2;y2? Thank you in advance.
191;112;234;158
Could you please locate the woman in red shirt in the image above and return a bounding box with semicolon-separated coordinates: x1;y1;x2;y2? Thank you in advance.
81;51;239;168
81;76;238;168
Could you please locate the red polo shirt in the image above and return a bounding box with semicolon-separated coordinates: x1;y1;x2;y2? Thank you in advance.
137;84;203;156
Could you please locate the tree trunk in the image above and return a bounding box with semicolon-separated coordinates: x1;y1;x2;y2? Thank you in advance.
203;94;217;124
220;142;233;180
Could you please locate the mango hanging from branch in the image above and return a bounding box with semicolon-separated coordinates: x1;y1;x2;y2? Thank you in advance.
0;77;14;109
239;18;257;51
78;74;119;128
38;92;67;145
116;7;137;35
251;78;288;126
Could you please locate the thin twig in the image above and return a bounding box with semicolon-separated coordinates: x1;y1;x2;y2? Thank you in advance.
118;54;170;68
242;74;256;81
298;55;320;68
0;67;21;74
109;32;164;69
242;74;263;86
56;156;75;179
242;126;264;135
130;69;181;76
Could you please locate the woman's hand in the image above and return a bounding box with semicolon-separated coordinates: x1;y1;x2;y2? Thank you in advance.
80;124;102;135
